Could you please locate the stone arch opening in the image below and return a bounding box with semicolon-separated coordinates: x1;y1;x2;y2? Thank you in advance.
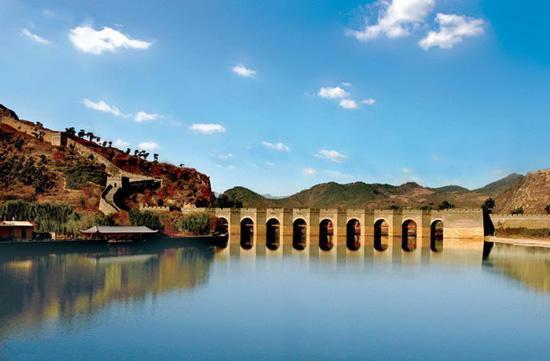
266;218;280;251
292;218;307;250
401;219;417;252
319;219;334;251
240;217;254;250
430;220;444;252
214;217;229;248
374;219;389;251
346;219;361;251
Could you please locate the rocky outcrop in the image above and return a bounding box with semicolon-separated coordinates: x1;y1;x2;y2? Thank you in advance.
495;170;550;214
0;104;19;120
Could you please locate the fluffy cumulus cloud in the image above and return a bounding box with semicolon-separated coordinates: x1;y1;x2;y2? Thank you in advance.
339;99;359;109
419;13;484;50
69;26;151;55
232;64;256;78
82;98;127;117
316;149;347;163
190;123;226;134
135;111;161;122
318;86;349;99
303;167;317;176
261;141;290;152
138;142;159;151
21;28;50;45
348;0;435;40
218;153;233;160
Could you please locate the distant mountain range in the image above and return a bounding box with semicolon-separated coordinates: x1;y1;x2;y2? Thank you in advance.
222;170;550;214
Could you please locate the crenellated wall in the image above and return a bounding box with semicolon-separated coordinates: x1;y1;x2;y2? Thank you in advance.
209;208;485;255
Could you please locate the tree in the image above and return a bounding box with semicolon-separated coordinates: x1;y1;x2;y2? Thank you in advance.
438;200;455;210
153;153;159;162
511;207;524;215
545;204;550;215
482;198;496;214
78;129;86;138
126;148;131;155
64;127;76;136
108;141;112;148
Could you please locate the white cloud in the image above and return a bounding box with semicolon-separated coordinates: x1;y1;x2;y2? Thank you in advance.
303;167;317;176
138;142;159;151
401;167;412;174
190;123;226;134
135;111;161;122
69;26;151;55
42;9;56;17
114;139;130;148
318;86;349;99
21;28;50;45
218;153;233;160
316;149;347;163
261;141;290;152
232;64;256;78
348;0;434;41
362;98;376;105
419;13;484;50
82;98;128;117
340;82;352;87
339;99;359;109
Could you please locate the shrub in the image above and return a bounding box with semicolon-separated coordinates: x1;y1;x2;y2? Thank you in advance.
511;207;524;215
176;212;211;235
64;159;107;189
438;200;455;210
0;200;80;234
129;209;163;230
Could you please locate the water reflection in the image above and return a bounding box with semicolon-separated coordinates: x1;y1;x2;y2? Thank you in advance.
0;240;214;341
0;239;549;360
484;244;550;293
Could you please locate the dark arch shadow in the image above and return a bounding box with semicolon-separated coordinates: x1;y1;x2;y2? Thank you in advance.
240;218;254;250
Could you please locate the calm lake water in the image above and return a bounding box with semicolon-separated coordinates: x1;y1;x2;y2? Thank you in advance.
0;241;549;361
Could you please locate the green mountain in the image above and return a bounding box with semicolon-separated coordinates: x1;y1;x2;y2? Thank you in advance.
222;174;531;210
475;173;524;195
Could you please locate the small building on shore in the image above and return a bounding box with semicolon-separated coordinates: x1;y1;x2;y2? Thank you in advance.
0;221;35;241
81;226;158;242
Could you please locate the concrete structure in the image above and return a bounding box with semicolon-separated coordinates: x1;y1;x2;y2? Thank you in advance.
186;208;484;254
0;221;35;241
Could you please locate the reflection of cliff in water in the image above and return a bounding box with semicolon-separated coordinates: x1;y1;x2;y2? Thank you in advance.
484;244;550;293
0;241;215;340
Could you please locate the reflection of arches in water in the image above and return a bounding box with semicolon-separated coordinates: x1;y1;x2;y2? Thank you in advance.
319;219;334;251
292;218;307;250
401;220;417;252
240;218;254;250
430;220;444;252
266;218;280;251
215;217;229;248
374;219;389;251
346;219;361;251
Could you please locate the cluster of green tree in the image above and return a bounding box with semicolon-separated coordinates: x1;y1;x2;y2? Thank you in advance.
175;212;212;235
0;200;81;235
0;151;55;193
419;200;455;211
64;159;107;189
128;209;163;230
214;194;243;208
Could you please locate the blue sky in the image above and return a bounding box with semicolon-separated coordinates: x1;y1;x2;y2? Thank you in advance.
1;0;549;195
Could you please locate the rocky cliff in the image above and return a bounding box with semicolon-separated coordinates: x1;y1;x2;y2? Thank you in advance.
0;104;214;212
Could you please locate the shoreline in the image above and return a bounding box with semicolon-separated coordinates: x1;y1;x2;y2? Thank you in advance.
486;236;550;248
